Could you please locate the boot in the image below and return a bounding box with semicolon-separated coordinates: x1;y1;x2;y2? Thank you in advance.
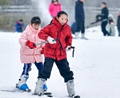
16;75;31;92
66;79;75;97
34;78;46;95
81;33;88;40
74;32;80;39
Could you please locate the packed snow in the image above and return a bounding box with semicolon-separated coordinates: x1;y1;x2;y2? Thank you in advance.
0;26;120;98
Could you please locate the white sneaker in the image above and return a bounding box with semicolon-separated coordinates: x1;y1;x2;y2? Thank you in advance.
73;32;80;39
81;34;88;40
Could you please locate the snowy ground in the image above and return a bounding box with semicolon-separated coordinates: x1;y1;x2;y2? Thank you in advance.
0;26;120;98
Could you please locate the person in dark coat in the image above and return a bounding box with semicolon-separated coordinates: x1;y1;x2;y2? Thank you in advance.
117;13;120;36
74;0;87;39
101;2;110;36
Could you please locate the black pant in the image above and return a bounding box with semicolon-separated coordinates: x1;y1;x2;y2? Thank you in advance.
38;57;74;82
76;20;85;34
101;21;110;36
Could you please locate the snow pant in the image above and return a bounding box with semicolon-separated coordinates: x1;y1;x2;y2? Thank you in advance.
21;62;43;77
76;20;85;34
38;57;74;82
101;21;110;36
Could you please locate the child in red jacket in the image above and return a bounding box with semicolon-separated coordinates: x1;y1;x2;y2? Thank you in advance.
34;11;78;97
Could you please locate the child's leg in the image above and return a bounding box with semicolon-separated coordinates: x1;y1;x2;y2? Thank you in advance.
55;58;75;97
34;62;43;76
55;59;74;82
34;58;54;95
16;63;32;91
34;62;47;91
21;63;32;75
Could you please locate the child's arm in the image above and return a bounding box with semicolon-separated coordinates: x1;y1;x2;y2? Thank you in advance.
19;30;28;47
38;26;50;41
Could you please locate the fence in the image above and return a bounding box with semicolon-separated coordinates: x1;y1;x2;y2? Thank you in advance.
0;5;120;27
0;5;34;13
85;7;120;13
0;6;120;13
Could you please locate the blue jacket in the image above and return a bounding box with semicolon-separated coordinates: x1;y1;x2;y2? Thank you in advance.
75;0;85;22
15;21;24;32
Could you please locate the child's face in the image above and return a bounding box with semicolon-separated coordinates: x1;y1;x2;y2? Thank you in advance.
57;14;68;25
32;24;40;30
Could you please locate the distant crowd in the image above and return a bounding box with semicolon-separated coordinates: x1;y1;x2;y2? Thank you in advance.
15;0;120;38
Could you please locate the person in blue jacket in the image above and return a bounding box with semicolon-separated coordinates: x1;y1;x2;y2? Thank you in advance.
15;19;25;33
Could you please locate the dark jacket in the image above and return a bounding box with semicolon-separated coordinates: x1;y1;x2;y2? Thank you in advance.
75;0;85;22
38;18;72;60
117;16;120;31
101;7;109;20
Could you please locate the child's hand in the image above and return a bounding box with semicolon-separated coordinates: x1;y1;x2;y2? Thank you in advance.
47;36;56;44
26;40;36;49
66;46;71;51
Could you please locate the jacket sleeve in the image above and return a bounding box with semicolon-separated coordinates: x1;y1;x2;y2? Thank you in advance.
65;27;73;46
59;3;62;11
19;29;28;47
38;25;50;41
49;3;53;16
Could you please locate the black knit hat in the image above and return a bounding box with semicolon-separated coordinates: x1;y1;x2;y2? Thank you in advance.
31;16;41;24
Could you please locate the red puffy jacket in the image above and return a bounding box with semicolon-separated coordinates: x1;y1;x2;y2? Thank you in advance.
38;18;73;60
